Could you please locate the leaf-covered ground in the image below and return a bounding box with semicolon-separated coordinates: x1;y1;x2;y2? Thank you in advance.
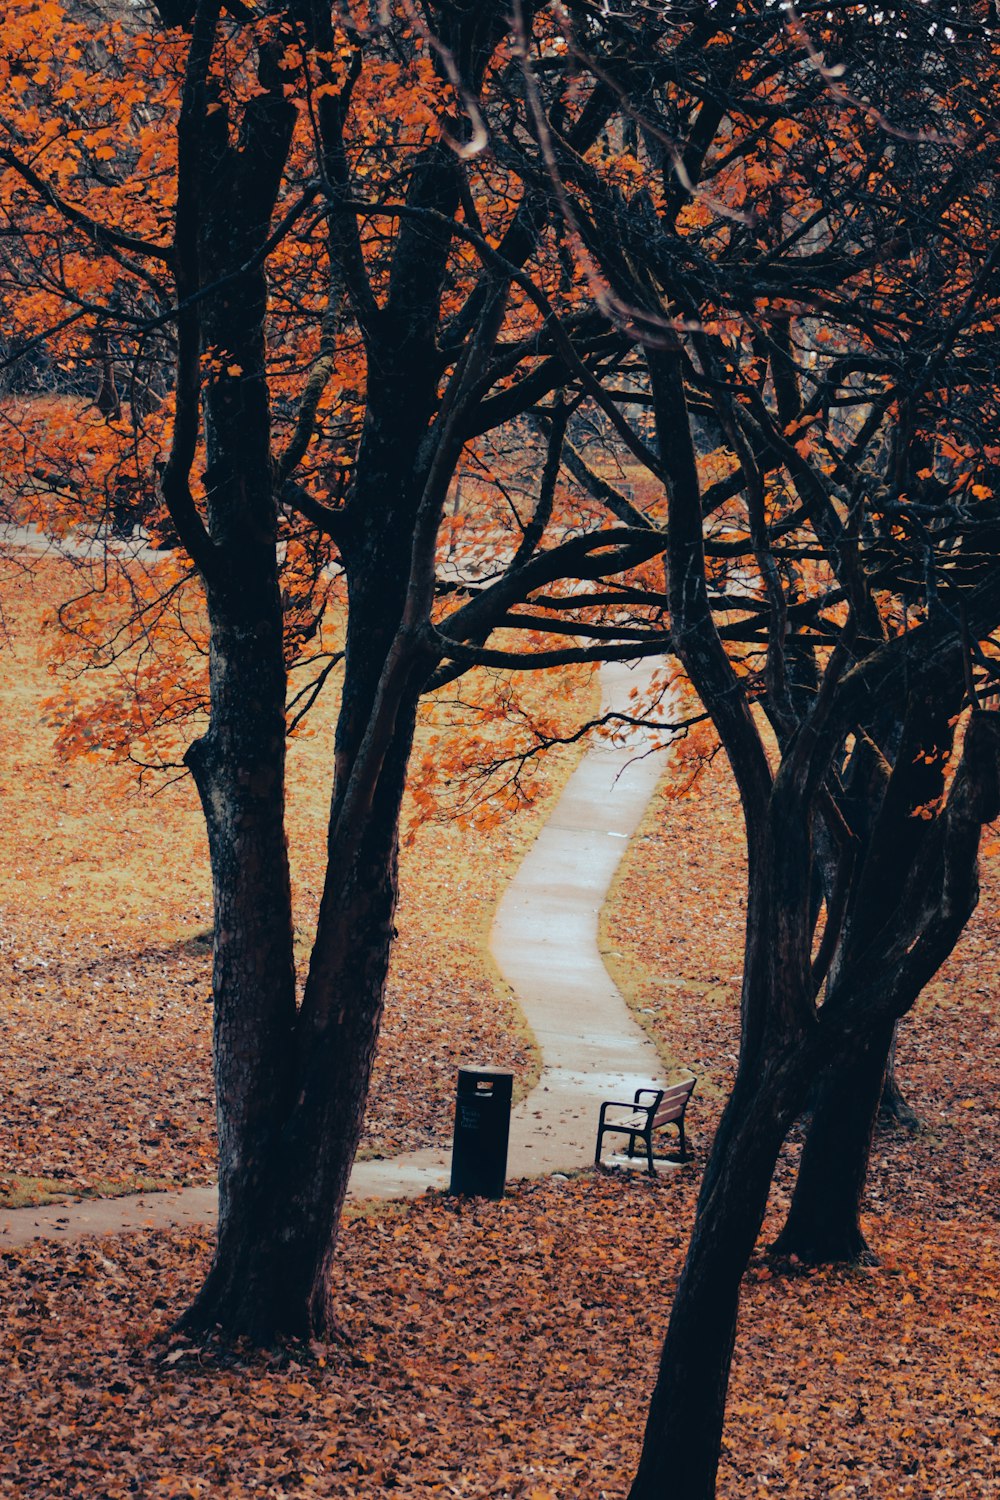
0;562;590;1203
1;1176;996;1497
2;564;998;1496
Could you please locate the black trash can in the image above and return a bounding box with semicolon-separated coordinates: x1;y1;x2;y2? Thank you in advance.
449;1065;513;1199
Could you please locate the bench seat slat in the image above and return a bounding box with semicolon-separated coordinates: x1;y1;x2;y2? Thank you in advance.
609;1106;686;1131
608;1111;652;1131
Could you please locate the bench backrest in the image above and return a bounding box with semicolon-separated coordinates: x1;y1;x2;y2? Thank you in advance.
651;1077;696;1126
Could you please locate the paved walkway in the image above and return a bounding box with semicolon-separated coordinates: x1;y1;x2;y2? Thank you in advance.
1;521;163;565
0;661;669;1248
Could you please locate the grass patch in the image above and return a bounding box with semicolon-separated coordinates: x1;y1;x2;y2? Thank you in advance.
0;1173;177;1210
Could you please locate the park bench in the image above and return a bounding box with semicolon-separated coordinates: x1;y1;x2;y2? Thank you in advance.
594;1077;696;1176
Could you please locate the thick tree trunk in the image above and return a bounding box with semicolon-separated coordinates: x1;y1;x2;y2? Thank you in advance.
172;65;356;1337
180;729;417;1337
177;301;449;1340
181;570;422;1340
181;342;428;1337
772;1020;893;1265
180;588;301;1336
179;860;404;1340
628;1060;804;1500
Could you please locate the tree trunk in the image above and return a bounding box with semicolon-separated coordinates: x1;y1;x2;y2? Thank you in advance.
179;577;299;1331
180;554;423;1340
178;850;407;1340
179;725;418;1338
628;1060;804;1500
878;1024;920;1127
772;1019;893;1265
179;338;428;1335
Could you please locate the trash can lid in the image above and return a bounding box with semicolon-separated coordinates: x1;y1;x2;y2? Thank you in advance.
457;1064;514;1080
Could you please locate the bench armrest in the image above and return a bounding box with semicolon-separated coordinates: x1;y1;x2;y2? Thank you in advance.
599;1099;650;1118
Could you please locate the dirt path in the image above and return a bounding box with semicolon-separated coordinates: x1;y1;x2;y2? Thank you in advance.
0;660;669;1247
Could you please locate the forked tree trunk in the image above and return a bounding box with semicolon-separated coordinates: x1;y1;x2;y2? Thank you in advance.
162;17;450;1335
179;866;410;1340
628;1058;806;1500
182;558;423;1340
774;739;987;1272
157;0;605;1343
771;1020;893;1265
772;694;970;1268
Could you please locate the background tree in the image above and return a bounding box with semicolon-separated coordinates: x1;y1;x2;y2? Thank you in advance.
504;2;1000;1494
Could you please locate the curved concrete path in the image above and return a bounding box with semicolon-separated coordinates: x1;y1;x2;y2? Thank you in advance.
0;661;669;1247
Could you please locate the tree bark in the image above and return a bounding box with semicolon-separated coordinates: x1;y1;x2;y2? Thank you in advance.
628;1058;805;1500
179;593;421;1340
180;414;428;1338
878;1024;920;1127
180;588;302;1335
771;1020;893;1265
181;701;416;1339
